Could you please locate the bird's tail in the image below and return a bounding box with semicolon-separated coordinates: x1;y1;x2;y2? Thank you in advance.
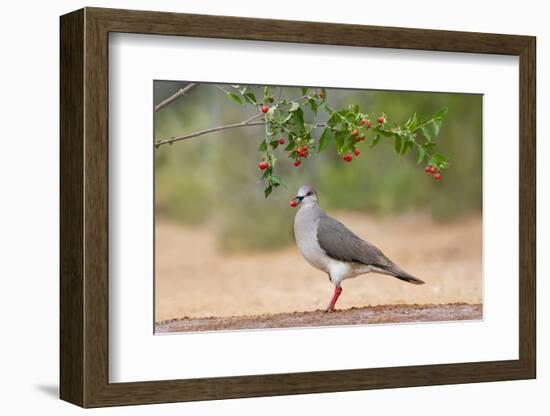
384;264;425;285
395;272;425;285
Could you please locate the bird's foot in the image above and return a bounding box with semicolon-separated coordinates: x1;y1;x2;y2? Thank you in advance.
325;306;335;313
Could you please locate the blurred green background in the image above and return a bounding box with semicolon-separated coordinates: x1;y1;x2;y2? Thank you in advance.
154;82;482;252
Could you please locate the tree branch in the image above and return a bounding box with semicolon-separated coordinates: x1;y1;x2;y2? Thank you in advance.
154;83;198;112
155;112;266;147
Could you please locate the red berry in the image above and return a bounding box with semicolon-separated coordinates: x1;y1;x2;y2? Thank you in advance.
351;129;359;136
261;105;269;113
378;116;385;124
354;148;361;156
433;173;441;181
258;161;269;170
293;159;301;167
429;166;436;174
278;137;285;145
342;154;353;162
360;118;367;126
290;199;298;207
367;121;372;128
303;144;308;151
355;136;361;143
318;91;324;99
424;166;432;174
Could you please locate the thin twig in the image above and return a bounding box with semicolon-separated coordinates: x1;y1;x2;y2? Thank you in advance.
154;83;198;112
155;112;266;147
155;117;327;148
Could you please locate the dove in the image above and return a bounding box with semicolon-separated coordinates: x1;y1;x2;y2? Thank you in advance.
291;185;424;312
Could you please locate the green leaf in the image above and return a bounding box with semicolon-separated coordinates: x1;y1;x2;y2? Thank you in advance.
226;92;242;104
433;107;448;120
408;113;417;130
344;133;356;148
334;130;346;152
275;175;287;188
394;135;403;154
258;141;268;151
327;112;339;127
422;142;437;150
379;129;394;138
431;153;449;165
318;128;333;152
300;87;308;96
261;166;273;179
402;140;413;155
339;109;355;125
270;140;280;149
308;99;318;115
291;107;305;132
282;112;293;124
416;146;425;165
370;133;381;148
243;91;257;105
432;120;441;138
421;125;432;141
270;108;286;123
270;175;282;186
264;185;273;198
289;102;300;112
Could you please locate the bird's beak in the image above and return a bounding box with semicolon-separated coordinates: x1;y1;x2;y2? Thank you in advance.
289;196;303;208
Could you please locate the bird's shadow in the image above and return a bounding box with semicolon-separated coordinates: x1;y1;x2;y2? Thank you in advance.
35;384;59;399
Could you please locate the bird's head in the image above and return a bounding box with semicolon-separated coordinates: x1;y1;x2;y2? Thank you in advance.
290;185;318;208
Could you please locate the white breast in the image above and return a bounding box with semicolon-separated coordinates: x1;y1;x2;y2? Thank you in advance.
294;204;331;273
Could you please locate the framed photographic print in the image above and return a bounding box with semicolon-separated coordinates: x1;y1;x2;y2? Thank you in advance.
60;7;536;408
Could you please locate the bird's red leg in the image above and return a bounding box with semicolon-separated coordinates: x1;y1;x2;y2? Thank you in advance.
326;286;343;312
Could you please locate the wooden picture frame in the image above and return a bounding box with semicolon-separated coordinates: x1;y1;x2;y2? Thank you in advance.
60;7;536;408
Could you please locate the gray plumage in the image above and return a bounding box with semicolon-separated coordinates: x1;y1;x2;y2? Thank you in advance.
317;213;423;284
317;213;390;268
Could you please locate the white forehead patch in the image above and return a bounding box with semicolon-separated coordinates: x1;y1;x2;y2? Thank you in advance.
297;185;315;196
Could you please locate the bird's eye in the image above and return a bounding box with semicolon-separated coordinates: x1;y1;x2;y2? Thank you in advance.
306;192;312;196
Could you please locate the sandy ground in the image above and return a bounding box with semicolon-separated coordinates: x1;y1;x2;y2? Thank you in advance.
155;212;482;324
156;303;482;333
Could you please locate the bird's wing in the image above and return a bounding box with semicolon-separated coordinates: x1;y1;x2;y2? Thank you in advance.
317;214;391;268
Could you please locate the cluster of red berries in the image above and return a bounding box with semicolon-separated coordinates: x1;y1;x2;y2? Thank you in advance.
354;136;365;143
352;128;366;143
424;165;442;180
359;118;373;128
258;137;288;170
340;115;385;164
293;144;310;167
342;148;361;163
